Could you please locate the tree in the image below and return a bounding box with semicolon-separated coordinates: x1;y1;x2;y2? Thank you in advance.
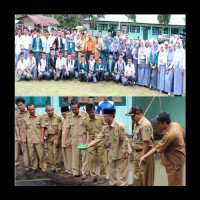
53;14;85;30
125;14;136;33
157;14;171;34
82;14;105;36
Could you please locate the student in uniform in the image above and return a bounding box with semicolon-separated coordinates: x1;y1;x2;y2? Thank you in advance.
54;30;63;52
122;58;135;86
51;43;57;57
94;35;101;63
164;41;169;53
71;50;79;79
98;31;103;43
110;37;119;62
143;40;152;88
87;53;97;83
117;38;126;60
137;40;147;86
16;52;29;82
42;31;51;61
67;35;75;55
86;33;95;62
106;29;113;44
32;30;43;67
15;28;23;69
172;39;185;96
20;27;31;59
157;44;167;93
55;49;60;60
64;50;68;60
132;41;139;84
95;57;105;81
100;36;109;67
75;33;80;60
106;38;112;61
149;39;159;90
63;53;75;80
124;43;132;65
114;54;125;82
26;50;37;81
78;55;88;82
48;49;57;79
104;52;115;81
49;28;56;51
37;52;51;80
164;44;174;96
55;51;66;80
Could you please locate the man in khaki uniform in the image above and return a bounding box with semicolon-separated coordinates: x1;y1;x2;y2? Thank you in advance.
60;106;73;175
140;112;185;186
82;104;107;184
15;97;31;169
65;99;88;180
77;32;87;62
126;106;155;186
41;105;62;173
15;105;20;166
23;103;47;174
94;35;101;62
86;109;132;186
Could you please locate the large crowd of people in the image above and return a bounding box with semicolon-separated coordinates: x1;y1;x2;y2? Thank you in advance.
15;27;185;96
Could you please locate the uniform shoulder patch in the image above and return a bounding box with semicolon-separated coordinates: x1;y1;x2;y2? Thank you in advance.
162;139;166;144
119;126;125;132
81;122;85;128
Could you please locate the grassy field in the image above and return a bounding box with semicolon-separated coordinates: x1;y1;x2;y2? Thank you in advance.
15;78;179;96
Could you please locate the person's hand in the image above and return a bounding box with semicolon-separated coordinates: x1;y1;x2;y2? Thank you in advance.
150;63;153;68
40;138;44;145
122;153;128;160
23;138;27;146
105;69;107;72
82;70;85;74
160;59;163;63
67;71;69;76
166;68;169;74
39;72;42;76
55;140;60;148
143;53;146;57
104;140;109;149
158;68;160;73
181;69;184;75
18;137;22;144
139;64;141;69
86;143;91;148
134;49;136;52
44;129;48;137
30;67;33;73
33;50;36;52
53;70;56;75
146;64;148;68
65;140;69;147
112;73;115;76
139;155;146;167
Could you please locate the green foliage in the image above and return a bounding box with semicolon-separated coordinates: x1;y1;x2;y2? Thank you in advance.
125;14;136;23
157;14;171;26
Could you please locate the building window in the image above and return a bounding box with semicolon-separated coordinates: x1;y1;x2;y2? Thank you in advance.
90;23;97;30
164;28;168;34
183;28;186;33
121;25;129;33
130;26;140;33
171;28;179;35
152;27;162;35
99;24;108;31
15;96;50;107
59;96;77;107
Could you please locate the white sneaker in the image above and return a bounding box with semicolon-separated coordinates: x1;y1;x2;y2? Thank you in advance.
159;91;162;94
168;92;171;96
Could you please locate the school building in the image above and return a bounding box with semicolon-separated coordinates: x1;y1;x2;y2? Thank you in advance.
85;14;186;40
15;96;186;137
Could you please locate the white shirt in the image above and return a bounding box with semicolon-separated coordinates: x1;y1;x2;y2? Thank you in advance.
88;59;95;71
21;35;31;49
15;35;23;55
42;37;51;53
38;59;47;72
56;57;66;69
125;64;135;75
99;37;103;44
66;59;74;70
49;35;56;48
158;51;167;68
26;57;36;69
17;59;27;71
138;47;147;64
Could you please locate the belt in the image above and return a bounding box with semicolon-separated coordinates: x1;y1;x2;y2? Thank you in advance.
135;147;152;152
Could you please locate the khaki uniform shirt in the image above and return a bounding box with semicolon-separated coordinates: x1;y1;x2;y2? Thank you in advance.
155;122;185;169
61;118;72;147
77;38;86;53
41;113;62;134
23;113;42;144
65;109;87;146
15;109;29;140
90;119;132;160
81;114;104;143
132;116;154;150
94;41;101;61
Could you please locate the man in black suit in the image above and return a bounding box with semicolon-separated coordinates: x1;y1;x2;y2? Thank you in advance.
54;30;63;52
47;49;57;79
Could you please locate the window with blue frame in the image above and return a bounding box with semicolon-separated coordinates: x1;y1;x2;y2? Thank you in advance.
164;28;168;34
152;27;162;35
171;28;179;35
99;24;108;31
90;23;97;30
130;26;140;33
15;96;51;107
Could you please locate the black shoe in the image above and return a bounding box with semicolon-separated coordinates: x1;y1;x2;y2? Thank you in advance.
55;170;61;174
27;169;38;175
37;167;42;170
51;169;56;173
62;171;68;174
98;178;106;184
87;178;97;183
67;173;73;175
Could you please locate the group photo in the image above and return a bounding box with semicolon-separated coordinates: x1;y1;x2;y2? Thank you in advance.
15;14;186;96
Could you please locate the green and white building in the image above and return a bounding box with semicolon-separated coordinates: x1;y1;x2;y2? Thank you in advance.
85;14;186;40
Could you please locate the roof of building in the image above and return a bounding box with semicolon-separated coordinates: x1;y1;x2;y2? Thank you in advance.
95;14;185;26
17;15;60;26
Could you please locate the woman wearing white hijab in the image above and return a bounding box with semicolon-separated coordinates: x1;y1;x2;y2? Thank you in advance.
164;43;174;96
149;39;159;90
137;40;146;86
157;44;167;93
172;39;185;96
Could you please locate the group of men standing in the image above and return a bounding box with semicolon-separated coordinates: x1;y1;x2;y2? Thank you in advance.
15;96;185;186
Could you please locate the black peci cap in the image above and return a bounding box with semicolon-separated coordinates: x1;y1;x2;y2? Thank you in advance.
104;109;115;115
125;106;143;116
151;112;171;124
61;106;69;112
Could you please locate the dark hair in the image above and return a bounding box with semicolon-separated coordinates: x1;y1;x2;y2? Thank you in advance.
99;31;102;33
86;103;95;112
71;99;80;108
27;103;35;108
89;53;94;56
23;27;28;31
81;55;85;58
29;50;33;54
119;54;123;57
50;48;55;52
46;31;49;34
88;96;93;99
59;51;63;54
31;29;34;33
15;97;25;104
36;29;40;33
99;57;102;60
56;49;59;52
20;52;24;56
117;30;120;32
108;29;111;32
17;28;22;31
42;52;46;55
51;28;54;31
64;50;68;53
52;43;56;46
